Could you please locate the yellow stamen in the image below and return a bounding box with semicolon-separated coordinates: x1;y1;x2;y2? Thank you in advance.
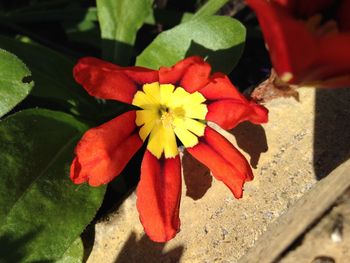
132;82;208;158
160;111;174;129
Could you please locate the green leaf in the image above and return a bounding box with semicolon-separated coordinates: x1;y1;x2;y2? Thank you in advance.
57;238;84;263
136;15;246;74
1;8;93;23
0;109;106;262
96;0;154;65
192;0;230;19
64;9;101;49
0;48;33;118
0;35;98;116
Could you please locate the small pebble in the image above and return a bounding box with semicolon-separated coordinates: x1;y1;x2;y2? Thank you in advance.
330;214;343;243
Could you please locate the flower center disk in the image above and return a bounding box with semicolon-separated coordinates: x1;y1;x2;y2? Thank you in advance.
132;82;208;159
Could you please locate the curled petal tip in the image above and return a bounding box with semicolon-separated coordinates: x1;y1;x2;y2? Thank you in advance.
251;103;269;124
71;112;142;187
70;157;84;184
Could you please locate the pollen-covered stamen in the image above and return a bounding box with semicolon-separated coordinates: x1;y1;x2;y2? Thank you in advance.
159;106;186;128
160;110;174;129
132;82;207;159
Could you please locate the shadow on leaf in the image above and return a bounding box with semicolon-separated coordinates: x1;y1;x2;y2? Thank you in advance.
185;40;245;74
0;229;53;263
101;39;134;66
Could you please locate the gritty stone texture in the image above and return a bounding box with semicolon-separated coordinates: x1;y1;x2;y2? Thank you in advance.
86;88;350;263
281;188;350;263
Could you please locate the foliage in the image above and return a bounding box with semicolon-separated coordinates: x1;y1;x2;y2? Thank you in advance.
0;0;251;261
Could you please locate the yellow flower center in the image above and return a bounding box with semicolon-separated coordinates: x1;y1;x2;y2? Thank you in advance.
132;82;208;159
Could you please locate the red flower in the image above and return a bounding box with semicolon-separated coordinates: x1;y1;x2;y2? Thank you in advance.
246;0;350;86
70;56;268;242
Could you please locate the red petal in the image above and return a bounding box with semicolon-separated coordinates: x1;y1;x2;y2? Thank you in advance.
73;57;158;103
159;56;211;92
200;73;268;129
187;127;252;199
204;127;254;181
70;111;143;186
309;34;350;83
275;0;334;15
338;0;350;30
206;100;268;130
272;0;294;9
199;73;247;101
246;0;316;83
295;0;334;17
137;151;182;242
247;0;350;85
122;66;159;85
180;60;211;93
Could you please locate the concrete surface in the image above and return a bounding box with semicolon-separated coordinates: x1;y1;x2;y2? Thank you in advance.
85;87;350;263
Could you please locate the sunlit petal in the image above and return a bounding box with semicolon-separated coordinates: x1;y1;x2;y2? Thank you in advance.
173;125;198;148
160;84;175;105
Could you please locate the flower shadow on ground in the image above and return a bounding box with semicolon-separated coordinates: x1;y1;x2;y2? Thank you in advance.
81;147;146;262
114;232;184;263
230;122;268;169
182;122;268;201
182;150;213;200
314;88;350;180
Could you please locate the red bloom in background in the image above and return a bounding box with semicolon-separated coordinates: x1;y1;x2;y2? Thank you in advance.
247;0;350;86
70;56;268;242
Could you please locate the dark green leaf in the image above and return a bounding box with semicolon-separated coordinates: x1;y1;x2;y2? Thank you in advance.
96;0;154;65
192;0;230;19
0;35;98;116
64;9;101;49
0;109;106;262
0;48;33;118
6;0;72;13
0;8;93;23
136;15;246;74
0;36;131;122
